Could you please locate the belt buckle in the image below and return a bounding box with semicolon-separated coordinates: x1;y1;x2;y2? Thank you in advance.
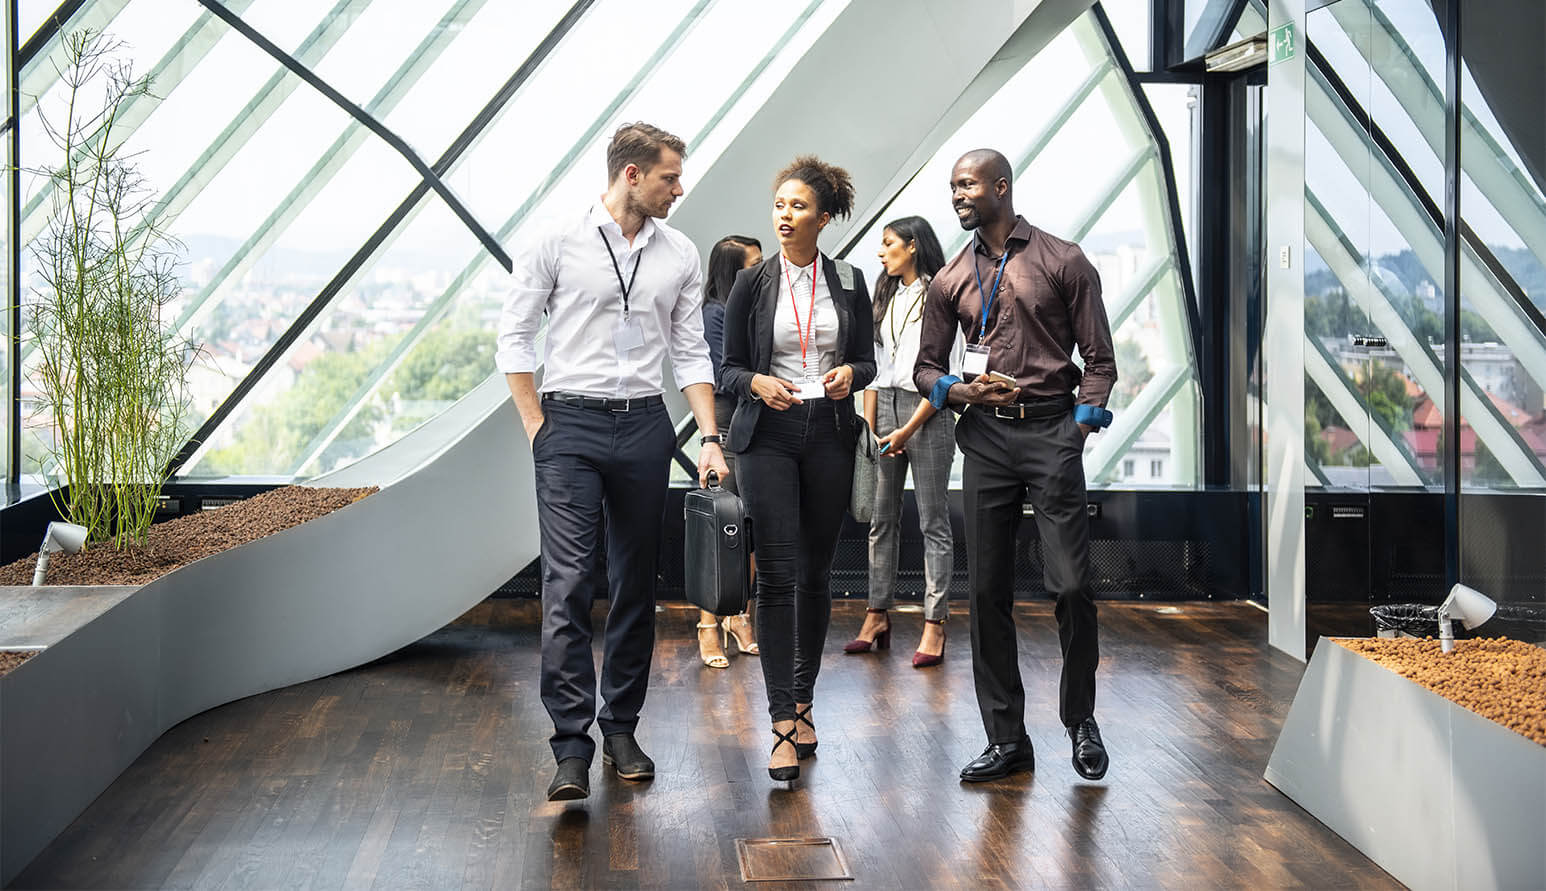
610;398;631;412
993;405;1023;420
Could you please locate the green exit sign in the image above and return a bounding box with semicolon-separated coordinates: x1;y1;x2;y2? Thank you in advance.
1270;22;1296;66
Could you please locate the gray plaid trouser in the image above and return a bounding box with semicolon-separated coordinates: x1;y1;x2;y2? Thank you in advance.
867;387;956;621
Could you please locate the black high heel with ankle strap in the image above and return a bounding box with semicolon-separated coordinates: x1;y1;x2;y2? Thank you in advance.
769;724;800;781
793;704;818;759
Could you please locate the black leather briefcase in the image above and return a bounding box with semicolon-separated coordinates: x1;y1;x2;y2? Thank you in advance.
683;473;750;616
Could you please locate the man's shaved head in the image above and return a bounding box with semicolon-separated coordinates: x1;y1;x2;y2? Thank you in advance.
950;149;1014;232
957;149;1012;187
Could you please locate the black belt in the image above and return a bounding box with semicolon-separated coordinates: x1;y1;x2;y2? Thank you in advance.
543;391;664;412
983;395;1072;421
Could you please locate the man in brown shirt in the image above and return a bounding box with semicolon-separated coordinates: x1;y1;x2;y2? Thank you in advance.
914;149;1116;783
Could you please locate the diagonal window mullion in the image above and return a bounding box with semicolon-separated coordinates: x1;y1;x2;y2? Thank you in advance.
283;0;725;476
686;0;822;153
841;57;1112;260
1306;189;1546;486
1335;0;1546;272
1107;255;1171;332
1304;334;1427;485
19;1;89;65
169;0;494;342
18;0;130;114
940;61;1117;259
18;0;259;249
1310;37;1546;342
1309;52;1546;386
194;0;510;273
16;0;369;368
140;0;370;238
166;0;596;477
1085;365;1190;481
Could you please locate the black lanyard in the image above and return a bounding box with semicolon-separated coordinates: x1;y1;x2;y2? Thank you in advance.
889;280;926;358
598;227;643;318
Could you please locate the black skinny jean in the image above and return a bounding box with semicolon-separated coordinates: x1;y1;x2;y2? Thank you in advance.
735;398;854;722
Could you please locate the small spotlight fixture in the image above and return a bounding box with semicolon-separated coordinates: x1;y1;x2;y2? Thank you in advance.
1205;35;1268;73
1438;583;1497;653
31;521;88;586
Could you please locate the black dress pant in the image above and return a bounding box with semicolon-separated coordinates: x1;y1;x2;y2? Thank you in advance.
735;399;853;722
954;404;1099;743
531;399;675;764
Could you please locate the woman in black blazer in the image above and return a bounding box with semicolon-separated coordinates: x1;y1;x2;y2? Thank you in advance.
719;156;876;782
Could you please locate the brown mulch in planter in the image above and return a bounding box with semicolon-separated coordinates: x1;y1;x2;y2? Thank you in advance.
1336;637;1546;746
0;486;377;587
0;650;37;676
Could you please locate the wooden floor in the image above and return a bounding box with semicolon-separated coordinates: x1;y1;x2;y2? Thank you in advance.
13;600;1398;890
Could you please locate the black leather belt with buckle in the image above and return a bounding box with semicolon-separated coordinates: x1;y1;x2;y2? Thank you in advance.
543;391;664;412
987;396;1073;421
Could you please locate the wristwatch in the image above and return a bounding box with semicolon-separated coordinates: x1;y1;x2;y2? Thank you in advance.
699;434;725;445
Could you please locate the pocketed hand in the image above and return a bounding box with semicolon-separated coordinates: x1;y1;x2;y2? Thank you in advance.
523;413;546;445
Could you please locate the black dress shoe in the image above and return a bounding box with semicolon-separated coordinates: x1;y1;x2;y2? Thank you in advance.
959;737;1036;782
547;757;590;801
1068;717;1109;780
602;733;655;781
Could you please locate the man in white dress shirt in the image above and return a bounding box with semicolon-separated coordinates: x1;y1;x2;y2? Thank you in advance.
496;122;727;801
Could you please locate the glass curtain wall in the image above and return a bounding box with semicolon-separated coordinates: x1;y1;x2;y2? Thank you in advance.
7;1;1199;488
185;0;846;477
2;0;11;484
1458;1;1546;602
8;0;850;481
1301;0;1546;493
839;9;1201;491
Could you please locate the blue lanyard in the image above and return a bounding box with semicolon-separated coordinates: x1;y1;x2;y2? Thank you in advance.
973;239;1009;342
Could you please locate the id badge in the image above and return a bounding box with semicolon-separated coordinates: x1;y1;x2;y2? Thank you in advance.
796;376;826;401
613;316;645;353
962;344;990;377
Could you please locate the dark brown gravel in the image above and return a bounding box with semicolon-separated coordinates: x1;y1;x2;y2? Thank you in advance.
0;486;377;587
1337;637;1546;746
0;650;37;676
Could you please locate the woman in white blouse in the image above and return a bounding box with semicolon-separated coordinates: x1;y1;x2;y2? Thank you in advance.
719;156;876;782
844;216;960;667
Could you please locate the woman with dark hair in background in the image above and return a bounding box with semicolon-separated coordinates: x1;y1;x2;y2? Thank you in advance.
695;234;762;669
845;216;960;667
720;156;875;782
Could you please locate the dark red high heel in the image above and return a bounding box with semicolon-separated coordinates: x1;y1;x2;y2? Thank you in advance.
842;608;890;654
912;619;946;668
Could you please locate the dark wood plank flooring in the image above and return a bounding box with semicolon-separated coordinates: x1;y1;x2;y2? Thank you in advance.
12;600;1399;889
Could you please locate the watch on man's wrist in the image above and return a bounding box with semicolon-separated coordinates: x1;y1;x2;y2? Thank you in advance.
699;434;725;446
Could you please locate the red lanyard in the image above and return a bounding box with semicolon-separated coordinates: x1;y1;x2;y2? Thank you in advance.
783;255;818;376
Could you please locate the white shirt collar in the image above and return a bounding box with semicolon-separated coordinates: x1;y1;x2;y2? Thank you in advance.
589;202;657;251
780;252;820;283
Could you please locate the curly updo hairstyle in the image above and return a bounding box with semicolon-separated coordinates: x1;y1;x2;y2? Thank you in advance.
773;155;855;220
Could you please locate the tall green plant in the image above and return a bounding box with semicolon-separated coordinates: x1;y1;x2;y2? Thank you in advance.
26;30;197;549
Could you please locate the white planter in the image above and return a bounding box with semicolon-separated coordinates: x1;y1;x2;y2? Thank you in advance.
1265;638;1546;891
0;377;537;884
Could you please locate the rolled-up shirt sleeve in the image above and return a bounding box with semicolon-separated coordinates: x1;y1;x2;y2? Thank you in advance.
913;277;957;401
495;225;558;374
667;241;715;390
1062;249;1116;408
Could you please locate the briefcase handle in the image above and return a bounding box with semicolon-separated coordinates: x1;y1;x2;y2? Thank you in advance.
705;469;723;490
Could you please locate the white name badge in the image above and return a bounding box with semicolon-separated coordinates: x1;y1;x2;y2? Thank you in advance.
614;317;645;353
962;344;990;377
796;378;826;401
